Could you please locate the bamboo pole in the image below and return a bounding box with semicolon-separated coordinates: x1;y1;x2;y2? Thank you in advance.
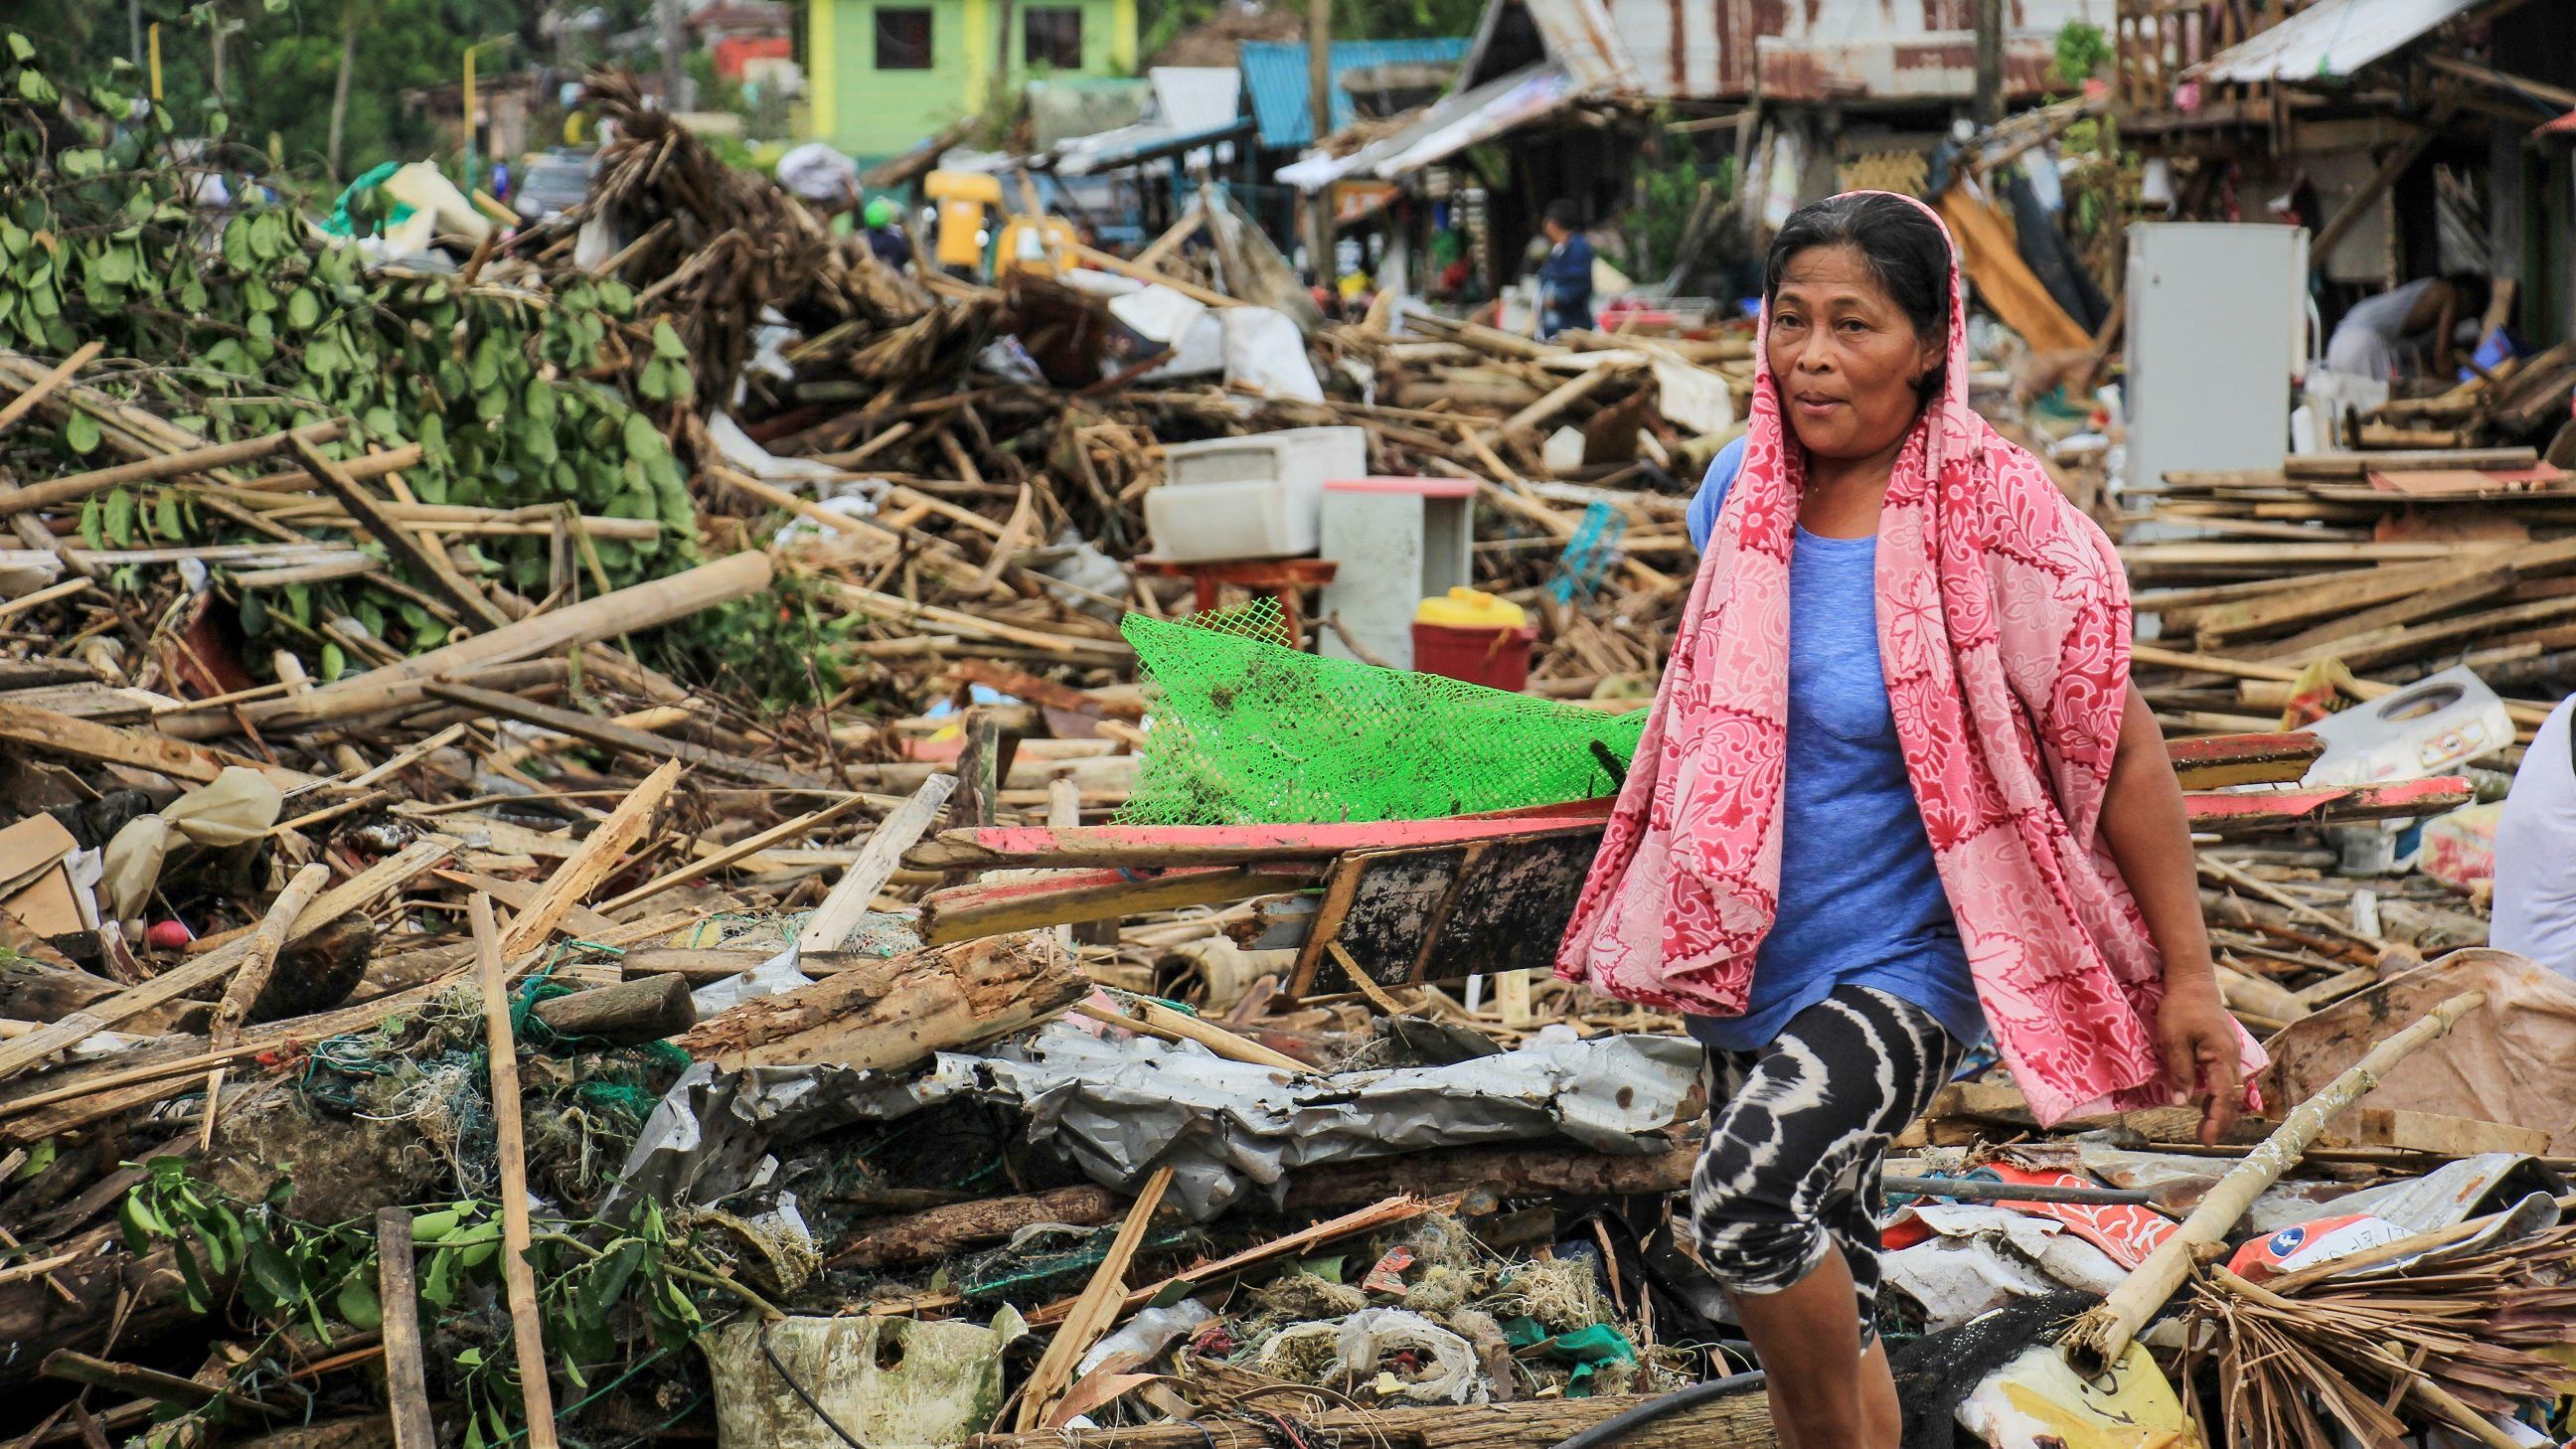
0;420;348;518
472;894;561;1449
0;342;104;437
221;550;773;733
2058;990;2488;1373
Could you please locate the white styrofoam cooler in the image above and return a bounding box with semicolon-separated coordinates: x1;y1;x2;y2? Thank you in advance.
1145;426;1366;562
2300;666;2512;786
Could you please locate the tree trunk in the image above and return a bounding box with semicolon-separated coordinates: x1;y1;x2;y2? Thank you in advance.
326;13;359;182
832;1185;1127;1270
525;973;695;1046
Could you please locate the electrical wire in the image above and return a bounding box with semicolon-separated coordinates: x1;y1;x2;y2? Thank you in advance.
759;1323;873;1449
1544;1370;1769;1449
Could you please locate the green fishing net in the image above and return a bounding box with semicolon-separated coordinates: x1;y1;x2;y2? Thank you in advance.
1115;598;1645;826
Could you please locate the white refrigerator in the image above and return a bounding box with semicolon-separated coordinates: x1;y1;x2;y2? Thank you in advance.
2124;223;2310;497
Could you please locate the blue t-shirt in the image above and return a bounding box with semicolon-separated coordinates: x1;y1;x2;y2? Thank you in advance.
1682;451;1986;1052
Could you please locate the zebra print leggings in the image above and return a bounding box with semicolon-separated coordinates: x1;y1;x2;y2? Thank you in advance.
1687;986;1967;1337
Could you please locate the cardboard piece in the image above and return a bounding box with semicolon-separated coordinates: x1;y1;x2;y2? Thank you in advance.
0;813;85;937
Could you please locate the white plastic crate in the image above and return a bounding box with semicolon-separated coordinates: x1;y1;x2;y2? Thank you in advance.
1146;426;1365;561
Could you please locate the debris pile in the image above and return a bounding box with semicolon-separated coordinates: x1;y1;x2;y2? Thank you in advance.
0;38;2566;1449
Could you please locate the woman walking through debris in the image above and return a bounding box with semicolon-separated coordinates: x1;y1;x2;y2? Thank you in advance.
1557;192;2261;1449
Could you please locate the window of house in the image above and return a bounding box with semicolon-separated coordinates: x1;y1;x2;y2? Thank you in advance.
875;7;934;70
1024;8;1083;70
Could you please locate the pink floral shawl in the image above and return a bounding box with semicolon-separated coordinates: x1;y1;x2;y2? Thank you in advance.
1554;192;2264;1126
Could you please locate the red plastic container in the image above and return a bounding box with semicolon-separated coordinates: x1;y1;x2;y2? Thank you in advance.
1411;621;1539;692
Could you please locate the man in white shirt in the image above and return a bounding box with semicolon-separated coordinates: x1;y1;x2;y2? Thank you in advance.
2495;696;2576;973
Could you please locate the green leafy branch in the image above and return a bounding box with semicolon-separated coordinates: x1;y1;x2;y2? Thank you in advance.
119;1164;732;1449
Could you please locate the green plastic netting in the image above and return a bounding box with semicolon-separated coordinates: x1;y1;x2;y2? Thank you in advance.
1115;598;1646;826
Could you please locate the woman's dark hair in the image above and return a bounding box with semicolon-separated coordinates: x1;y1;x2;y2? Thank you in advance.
1764;193;1953;399
2442;272;2494;327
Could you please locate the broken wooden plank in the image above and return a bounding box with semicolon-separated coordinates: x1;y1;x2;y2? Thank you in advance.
2166;732;2325;789
0;703;294;786
597;790;883;915
2282;447;2538;478
675;931;1088;1071
471;894;562;1449
375;1208;436;1449
1027;1195;1440;1328
797;774;956;953
917;864;1324;945
498;761;682;958
911;802;1616;871
2183;778;2474;833
2347;1107;2551;1159
196;862;335;1151
1017;1164;1176;1431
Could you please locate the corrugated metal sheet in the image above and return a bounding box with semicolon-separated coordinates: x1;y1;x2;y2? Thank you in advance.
2192;0;2482;83
1565;0;2115;99
1239;38;1471;149
1519;0;1644;93
1152;67;1244;137
1755;34;2064;102
1276;64;1577;190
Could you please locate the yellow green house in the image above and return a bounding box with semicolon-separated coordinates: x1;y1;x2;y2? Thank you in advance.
807;0;1139;159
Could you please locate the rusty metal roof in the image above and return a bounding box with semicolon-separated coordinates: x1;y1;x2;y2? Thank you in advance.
1463;0;2116;102
1462;0;1639;95
1755;34;2066;103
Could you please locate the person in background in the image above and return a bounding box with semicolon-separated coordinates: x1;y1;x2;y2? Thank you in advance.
2323;273;2491;385
862;196;912;270
1536;198;1595;339
2494;695;2576;975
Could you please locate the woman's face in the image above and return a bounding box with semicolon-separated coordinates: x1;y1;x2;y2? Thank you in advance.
1764;242;1944;463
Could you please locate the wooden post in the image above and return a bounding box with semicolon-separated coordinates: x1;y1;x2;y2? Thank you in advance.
375;1208;436;1449
951;710;1004;829
2058;990;2488;1373
1303;0;1335;285
471;894;561;1449
1973;0;2006;128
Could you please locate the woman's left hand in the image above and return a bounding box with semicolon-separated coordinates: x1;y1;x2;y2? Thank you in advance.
2157;979;2244;1147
